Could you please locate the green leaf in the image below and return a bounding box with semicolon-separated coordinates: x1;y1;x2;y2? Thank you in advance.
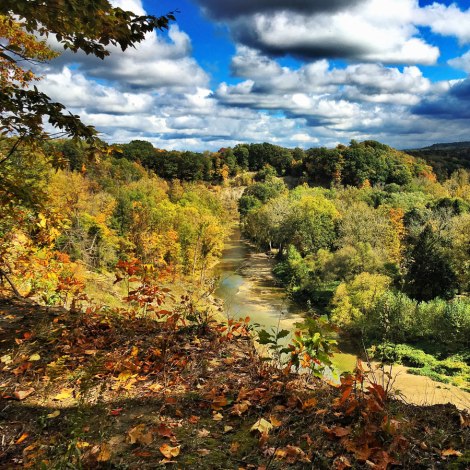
276;329;290;340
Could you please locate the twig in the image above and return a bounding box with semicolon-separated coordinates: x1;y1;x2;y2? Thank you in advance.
0;268;23;299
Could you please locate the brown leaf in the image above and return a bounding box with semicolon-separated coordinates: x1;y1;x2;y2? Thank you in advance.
231;401;250;416
134;450;153;457
323;426;352;438
13;388;34;401
156;423;174;438
128;424;153;445
97;444;111;462
159;444;180;459
211;395;228;410
302;398;318;410
269;415;282;427
230;442;240;453
334;455;352;469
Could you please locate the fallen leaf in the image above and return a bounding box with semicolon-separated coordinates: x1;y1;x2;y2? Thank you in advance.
251;418;273;435
14;388;34;401
128;424;153;445
224;426;233;433
211;395;228;410
97;444;111;462
197;448;210;456
76;441;90;449
15;433;29;444
269;415;282;427
159;444;180;459
188;415;200;424
84;350;98;355
109;408;123;416
302;398;317;410
134;450;152;457
230;442;240;453
198;428;211;438
213;412;223;421
323;426;352;438
54;388;74;400
442;449;462;457
334;455;352;469
1;355;12;364
29;353;41;361
147;383;163;392
156;423;174;438
47;410;61;419
231;401;250;416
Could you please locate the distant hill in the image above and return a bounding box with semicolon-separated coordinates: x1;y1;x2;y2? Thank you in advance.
407;141;470;180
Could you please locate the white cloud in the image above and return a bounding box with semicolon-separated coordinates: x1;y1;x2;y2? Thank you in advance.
449;50;470;73
197;0;440;64
417;2;470;45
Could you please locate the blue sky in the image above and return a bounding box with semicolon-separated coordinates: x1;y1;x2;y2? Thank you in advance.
41;0;470;150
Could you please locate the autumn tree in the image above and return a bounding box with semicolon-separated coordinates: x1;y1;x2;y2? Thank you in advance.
0;1;175;149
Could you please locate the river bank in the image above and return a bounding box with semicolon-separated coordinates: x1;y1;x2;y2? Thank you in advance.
214;225;470;410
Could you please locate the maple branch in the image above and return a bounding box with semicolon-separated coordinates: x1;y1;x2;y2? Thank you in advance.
0;132;26;165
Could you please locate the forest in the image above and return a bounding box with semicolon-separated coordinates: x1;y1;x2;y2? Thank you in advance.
1;134;469;468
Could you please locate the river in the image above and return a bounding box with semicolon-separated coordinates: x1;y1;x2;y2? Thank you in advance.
214;225;470;410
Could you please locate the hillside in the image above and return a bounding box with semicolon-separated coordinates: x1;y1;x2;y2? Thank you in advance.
407;142;470;180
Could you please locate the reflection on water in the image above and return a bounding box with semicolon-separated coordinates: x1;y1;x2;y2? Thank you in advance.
214;227;304;331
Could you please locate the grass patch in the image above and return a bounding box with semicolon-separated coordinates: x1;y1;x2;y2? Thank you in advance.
370;343;470;389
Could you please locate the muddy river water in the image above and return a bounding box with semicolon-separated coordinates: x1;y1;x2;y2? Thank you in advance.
214;226;470;410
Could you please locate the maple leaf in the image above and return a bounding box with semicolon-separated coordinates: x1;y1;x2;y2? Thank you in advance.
251;418;273;435
231;401;250;416
159;443;180;459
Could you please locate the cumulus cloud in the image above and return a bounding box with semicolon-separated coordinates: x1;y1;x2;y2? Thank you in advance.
47;25;208;89
449;50;470;73
196;0;441;64
413;78;470;119
196;0;364;19
417;2;470;45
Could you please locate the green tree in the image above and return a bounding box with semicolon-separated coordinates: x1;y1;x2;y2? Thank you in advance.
404;225;458;301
